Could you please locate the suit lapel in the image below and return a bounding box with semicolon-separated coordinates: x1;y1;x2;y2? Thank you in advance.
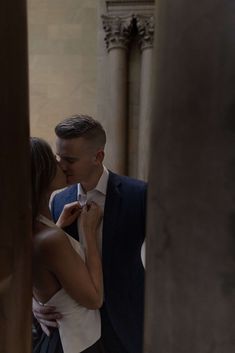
102;172;122;276
63;185;79;240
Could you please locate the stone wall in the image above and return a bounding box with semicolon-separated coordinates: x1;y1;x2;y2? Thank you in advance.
28;0;98;149
28;0;155;177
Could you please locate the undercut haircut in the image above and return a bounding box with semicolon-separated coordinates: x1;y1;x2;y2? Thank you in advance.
55;114;106;149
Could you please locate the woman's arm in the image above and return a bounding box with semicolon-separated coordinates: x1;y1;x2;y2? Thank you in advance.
38;203;103;309
80;202;103;307
55;201;82;228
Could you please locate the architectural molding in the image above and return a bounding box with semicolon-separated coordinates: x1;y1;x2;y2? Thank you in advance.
102;14;134;51
136;14;154;51
106;0;155;16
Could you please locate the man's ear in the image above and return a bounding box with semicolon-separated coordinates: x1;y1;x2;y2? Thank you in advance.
94;149;105;164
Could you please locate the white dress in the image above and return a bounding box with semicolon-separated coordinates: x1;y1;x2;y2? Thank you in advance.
37;215;101;353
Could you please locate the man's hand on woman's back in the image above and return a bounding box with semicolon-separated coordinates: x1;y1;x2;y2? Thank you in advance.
32;298;62;336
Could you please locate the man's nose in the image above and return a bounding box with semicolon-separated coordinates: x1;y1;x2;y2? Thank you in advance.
61;163;68;172
57;158;67;171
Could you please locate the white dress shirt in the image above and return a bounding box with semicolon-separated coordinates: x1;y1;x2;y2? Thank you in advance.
77;166;109;254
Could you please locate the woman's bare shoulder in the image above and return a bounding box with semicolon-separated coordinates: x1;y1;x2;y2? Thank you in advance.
33;225;69;258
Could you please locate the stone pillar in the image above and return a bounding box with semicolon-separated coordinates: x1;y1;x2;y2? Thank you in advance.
102;15;133;174
144;0;235;352
0;1;31;353
136;14;154;181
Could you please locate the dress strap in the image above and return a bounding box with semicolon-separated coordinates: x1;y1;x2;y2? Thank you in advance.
37;214;57;228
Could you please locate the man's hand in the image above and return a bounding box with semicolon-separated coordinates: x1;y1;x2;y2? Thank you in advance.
56;201;82;228
33;298;62;336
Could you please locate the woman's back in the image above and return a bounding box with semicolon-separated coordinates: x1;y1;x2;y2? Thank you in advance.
33;222;63;302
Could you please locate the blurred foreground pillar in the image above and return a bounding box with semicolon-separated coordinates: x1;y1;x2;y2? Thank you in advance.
0;1;31;352
144;0;235;352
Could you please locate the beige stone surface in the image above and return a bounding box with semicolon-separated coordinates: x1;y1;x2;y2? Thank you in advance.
28;0;98;145
28;0;154;176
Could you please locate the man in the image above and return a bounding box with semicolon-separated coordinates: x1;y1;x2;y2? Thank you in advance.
33;114;147;353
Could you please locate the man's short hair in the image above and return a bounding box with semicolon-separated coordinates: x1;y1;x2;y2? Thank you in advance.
55;114;106;149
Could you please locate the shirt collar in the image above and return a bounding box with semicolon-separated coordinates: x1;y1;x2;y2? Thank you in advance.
95;165;109;195
77;166;109;198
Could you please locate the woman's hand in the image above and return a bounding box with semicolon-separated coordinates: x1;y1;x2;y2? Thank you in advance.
56;201;82;228
80;202;103;238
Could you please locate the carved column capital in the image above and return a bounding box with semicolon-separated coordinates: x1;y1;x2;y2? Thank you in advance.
136;14;154;51
102;14;134;51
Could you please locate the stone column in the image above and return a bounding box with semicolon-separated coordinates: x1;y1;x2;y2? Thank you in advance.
0;1;31;353
144;0;235;352
136;14;154;181
102;15;133;174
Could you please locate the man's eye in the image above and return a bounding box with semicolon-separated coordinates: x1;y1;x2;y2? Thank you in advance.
65;158;78;164
56;155;79;163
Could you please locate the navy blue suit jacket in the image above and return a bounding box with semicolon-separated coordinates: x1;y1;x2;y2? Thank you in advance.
51;171;147;353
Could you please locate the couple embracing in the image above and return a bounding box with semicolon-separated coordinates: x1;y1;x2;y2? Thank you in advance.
32;115;147;353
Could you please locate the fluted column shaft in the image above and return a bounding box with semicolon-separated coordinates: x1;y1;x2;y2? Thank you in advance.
102;15;133;174
109;47;128;173
137;15;154;181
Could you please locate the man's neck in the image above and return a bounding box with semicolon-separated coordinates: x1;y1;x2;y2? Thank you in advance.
81;165;104;192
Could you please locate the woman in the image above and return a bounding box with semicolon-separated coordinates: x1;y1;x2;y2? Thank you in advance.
31;137;103;353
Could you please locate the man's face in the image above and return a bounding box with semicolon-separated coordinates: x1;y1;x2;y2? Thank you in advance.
55;137;99;185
